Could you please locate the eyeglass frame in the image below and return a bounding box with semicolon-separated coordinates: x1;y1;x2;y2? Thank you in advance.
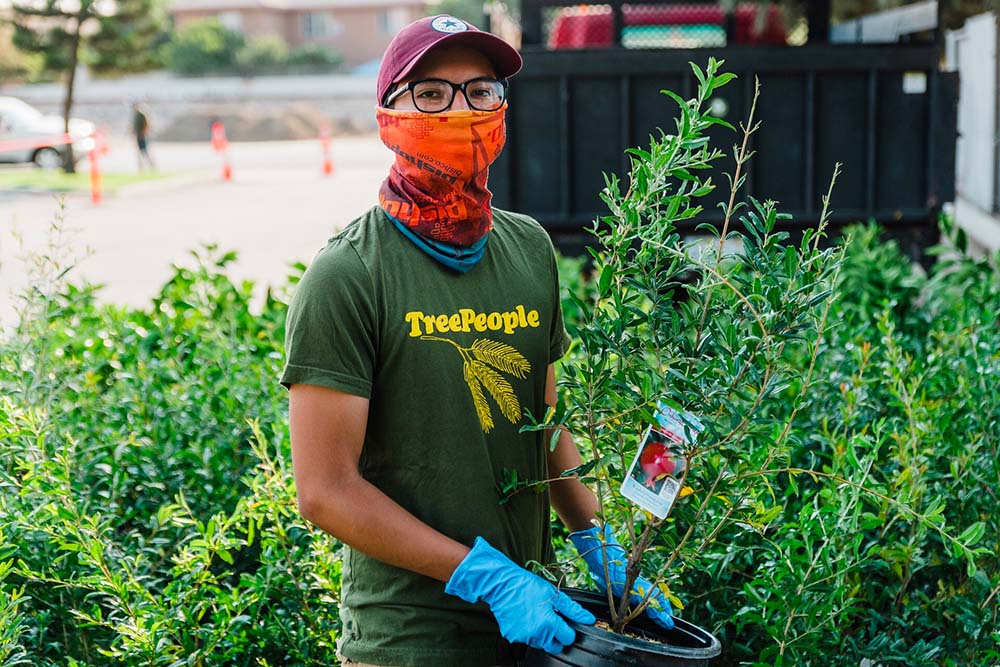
383;76;509;113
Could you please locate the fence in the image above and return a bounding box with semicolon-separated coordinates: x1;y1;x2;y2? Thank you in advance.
490;1;956;258
490;44;957;256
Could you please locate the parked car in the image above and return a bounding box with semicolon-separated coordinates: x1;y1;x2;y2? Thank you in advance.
0;96;96;169
547;3;786;50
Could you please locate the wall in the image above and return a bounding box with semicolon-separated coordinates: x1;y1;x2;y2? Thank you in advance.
946;12;998;213
290;5;422;65
1;70;379;140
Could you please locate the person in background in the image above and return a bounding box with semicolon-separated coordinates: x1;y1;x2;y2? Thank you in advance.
131;101;155;172
281;14;676;667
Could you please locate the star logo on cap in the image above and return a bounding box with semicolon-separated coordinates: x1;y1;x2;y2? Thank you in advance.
430;16;468;33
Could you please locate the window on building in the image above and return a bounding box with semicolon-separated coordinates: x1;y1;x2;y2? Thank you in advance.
378;7;410;35
218;11;244;33
302;12;344;38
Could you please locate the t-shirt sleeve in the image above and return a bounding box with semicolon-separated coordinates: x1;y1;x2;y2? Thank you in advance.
547;239;572;363
280;238;377;397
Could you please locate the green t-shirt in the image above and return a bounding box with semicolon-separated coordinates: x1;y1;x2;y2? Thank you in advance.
281;206;570;667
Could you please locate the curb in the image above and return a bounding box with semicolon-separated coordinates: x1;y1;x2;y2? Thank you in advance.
0;172;210;204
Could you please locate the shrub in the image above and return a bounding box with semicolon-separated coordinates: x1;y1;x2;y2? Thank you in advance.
288;44;343;71
165;19;245;76
784;220;1000;665
552;218;1000;665
0;534;29;667
235;35;289;74
2;67;997;665
543;61;997;665
542;58;860;654
0;23;43;83
0;236;342;665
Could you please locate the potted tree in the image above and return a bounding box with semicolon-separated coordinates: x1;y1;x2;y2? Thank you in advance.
519;59;846;666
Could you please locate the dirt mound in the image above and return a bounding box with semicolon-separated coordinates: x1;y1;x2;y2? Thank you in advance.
157;103;343;142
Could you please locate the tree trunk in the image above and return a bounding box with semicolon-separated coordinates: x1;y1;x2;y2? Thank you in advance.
61;16;83;174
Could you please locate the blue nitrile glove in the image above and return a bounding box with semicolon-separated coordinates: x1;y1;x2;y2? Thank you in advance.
569;523;675;630
445;537;596;654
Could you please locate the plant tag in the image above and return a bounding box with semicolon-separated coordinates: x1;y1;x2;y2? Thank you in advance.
619;404;703;519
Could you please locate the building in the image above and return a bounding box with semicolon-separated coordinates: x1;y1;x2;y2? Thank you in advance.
946;11;1000;256
169;0;427;68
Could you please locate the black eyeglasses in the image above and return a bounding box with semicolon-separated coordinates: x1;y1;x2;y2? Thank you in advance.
384;77;508;113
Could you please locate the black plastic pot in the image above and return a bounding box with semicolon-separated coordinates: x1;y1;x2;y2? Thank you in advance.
522;589;722;667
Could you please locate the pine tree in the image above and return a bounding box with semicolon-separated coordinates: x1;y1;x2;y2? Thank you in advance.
8;0;167;172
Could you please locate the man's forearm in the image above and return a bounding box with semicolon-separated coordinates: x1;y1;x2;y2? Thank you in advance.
551;476;601;533
544;365;600;531
546;426;601;532
300;476;470;583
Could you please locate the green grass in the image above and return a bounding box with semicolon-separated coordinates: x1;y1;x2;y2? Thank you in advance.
0;169;176;194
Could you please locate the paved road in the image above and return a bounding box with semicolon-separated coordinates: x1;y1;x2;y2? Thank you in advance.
0;135;393;327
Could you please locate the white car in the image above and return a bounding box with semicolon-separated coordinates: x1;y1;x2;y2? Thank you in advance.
0;96;96;169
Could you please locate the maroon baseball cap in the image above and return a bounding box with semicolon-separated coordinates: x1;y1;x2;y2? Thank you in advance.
377;15;523;105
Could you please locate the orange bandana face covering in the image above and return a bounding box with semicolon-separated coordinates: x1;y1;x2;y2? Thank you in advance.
377;105;507;248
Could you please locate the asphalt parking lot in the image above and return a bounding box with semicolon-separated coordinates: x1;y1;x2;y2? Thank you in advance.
0;135;393;327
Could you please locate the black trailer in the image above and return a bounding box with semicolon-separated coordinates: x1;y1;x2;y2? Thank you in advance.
489;0;958;259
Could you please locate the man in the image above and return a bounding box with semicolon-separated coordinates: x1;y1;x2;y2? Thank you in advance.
131;101;155;172
281;15;674;666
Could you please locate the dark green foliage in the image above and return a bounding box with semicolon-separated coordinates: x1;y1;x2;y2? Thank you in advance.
164;21;343;76
688;220;1000;666
1;60;997;665
287;44;344;72
234;35;290;74
164;18;246;76
0;23;42;83
554;220;1000;665
86;1;170;74
542;59;999;664
792;220;999;666
545;59;856;643
10;15;72;73
8;0;169;170
0;245;340;666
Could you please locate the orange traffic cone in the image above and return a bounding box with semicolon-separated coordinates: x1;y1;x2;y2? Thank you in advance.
88;128;109;205
89;152;102;205
211;121;232;181
320;123;334;176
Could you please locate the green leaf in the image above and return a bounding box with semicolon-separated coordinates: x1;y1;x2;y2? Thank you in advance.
599;265;614;296
246;517;256;547
660;88;689;115
710;72;736;91
689;61;706;89
561;460;598;478
957;521;985;547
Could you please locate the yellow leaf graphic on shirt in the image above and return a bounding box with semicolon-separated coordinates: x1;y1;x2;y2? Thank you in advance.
422;336;532;434
469;360;521;423
470;340;530;379
463;361;494;432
